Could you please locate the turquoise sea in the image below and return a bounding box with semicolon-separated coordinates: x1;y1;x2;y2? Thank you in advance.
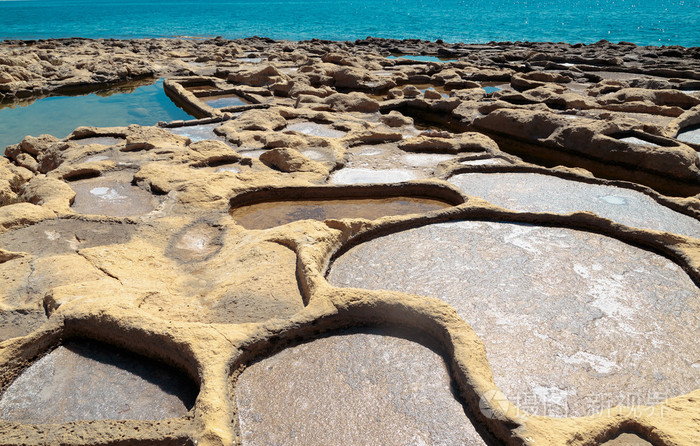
0;0;698;47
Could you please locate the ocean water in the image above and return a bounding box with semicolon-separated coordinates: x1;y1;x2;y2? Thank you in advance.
0;0;697;47
0;79;191;148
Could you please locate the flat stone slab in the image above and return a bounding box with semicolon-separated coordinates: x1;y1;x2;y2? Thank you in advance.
0;219;135;256
137;241;305;324
0;340;197;424
230;197;451;229
448;172;700;238
328;221;700;416
236;327;487;445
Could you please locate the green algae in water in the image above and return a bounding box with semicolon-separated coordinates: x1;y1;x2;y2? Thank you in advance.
0;79;192;149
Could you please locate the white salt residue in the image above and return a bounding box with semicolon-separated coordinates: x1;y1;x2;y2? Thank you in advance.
90;187;126;200
563;351;619;374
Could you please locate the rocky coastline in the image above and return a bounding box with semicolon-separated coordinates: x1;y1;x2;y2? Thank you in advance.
0;36;698;446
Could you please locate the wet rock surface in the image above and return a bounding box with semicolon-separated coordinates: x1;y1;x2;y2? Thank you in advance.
230;197;451;229
0;37;698;446
0;339;197;424
236;327;487;446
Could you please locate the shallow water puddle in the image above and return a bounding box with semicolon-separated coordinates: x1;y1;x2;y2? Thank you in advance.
330;168;421;184
448;172;700;238
70;171;159;217
183;84;219;93
386;55;457;63
235;328;486;445
204;94;249;108
414;84;450;98
286;122;347;138
0;340;197;423
230;197;450;229
0;79;191;149
328;221;700;416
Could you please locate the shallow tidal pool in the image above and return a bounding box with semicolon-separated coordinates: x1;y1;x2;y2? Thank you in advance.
0;79;192;149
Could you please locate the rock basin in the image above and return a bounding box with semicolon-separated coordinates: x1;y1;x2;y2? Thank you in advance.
0;339;197;424
203;94;249;108
603;433;653;446
235;327;487;445
329;168;422;184
677;126;700;145
617;136;661;147
230;197;451;229
69;171;160;217
166;222;223;262
459;158;506;166
400;153;456;167
328;221;700;416
448;172;700;238
286;122;347;138
166;123;225;142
